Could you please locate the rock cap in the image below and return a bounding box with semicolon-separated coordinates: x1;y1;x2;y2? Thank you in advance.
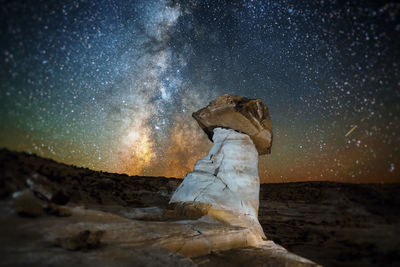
193;94;273;155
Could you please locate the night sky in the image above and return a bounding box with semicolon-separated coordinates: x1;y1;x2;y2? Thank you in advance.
1;0;399;183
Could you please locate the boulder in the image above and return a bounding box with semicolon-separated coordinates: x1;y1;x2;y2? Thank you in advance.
26;173;69;205
54;229;106;251
193;94;273;155
12;189;45;217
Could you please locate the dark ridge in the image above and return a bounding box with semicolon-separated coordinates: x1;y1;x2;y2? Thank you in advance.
0;148;181;207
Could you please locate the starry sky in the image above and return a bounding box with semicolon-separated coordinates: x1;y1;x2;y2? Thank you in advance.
1;0;399;183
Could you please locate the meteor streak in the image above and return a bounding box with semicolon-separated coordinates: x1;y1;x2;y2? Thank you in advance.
345;125;358;137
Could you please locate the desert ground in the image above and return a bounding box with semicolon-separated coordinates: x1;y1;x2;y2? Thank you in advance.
0;148;399;266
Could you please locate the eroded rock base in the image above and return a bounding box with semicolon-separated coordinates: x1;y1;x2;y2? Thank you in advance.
0;200;319;266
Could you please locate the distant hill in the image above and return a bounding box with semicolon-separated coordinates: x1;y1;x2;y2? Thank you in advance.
0;148;181;207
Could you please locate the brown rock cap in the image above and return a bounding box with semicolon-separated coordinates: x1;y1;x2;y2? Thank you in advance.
193;94;273;155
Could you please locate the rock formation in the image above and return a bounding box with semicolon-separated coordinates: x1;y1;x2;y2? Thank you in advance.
170;94;272;240
0;96;324;266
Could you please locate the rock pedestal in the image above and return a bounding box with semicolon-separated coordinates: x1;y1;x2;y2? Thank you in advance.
170;127;265;239
170;94;273;240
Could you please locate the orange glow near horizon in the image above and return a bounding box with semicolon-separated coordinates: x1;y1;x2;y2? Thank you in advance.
117;119;154;175
161;115;210;178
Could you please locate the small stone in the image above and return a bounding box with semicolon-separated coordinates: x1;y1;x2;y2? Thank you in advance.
87;230;106;248
12;189;45;217
55;230;106;251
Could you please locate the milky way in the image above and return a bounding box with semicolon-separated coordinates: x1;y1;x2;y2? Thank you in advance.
1;0;399;183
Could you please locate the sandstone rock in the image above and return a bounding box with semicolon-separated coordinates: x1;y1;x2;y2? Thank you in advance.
124;247;196;267
193;94;273;155
12;189;45;217
44;206;260;257
170;128;265;239
193;241;320;267
26;173;69;205
171;201;211;219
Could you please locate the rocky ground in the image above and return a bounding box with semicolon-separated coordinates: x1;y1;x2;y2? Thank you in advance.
259;182;400;266
0;148;399;266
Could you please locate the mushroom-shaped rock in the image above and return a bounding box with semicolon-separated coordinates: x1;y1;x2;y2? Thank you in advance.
170;94;273;241
193;94;272;155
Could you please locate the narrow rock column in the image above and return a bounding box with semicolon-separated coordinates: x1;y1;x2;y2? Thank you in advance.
170;127;265;239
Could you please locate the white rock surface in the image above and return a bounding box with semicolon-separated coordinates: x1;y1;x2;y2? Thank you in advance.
170;127;265;238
